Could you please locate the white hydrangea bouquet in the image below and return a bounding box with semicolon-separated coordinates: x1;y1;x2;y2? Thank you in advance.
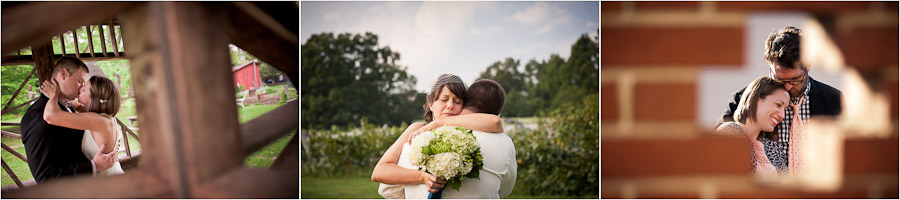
408;126;483;198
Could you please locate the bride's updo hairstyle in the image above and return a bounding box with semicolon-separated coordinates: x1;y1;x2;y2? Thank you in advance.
423;74;467;123
86;76;121;117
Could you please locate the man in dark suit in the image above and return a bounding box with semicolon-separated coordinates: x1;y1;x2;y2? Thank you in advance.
20;57;118;183
715;26;843;171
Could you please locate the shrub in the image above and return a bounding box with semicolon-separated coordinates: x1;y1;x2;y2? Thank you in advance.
279;88;287;104
236;85;245;93
301;120;405;176
508;93;598;197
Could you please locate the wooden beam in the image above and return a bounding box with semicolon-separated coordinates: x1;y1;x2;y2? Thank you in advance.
108;20;120;57
98;23;108;57
59;35;66;56
193;168;298;198
1;143;27;162
115;118;140;143
86;26;96;57
119;150;142;169
1;130;22;139
232;2;297;46
0;179;36;192
4;97;38;114
1;2;136;54
123;2;243;198
72;30;80;58
2;52;128;66
270;131;298;170
240;100;298;155
120;118;133;157
1;160;24;189
3;170;173;198
32;43;55;84
224;2;298;88
1;122;21;126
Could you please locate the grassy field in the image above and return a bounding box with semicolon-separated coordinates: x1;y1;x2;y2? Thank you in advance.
300;166;574;199
1;101;293;187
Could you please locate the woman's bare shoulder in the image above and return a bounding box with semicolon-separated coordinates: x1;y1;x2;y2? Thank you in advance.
716;122;744;136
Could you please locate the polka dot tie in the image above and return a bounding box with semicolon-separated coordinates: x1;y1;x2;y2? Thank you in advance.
788;95;805;175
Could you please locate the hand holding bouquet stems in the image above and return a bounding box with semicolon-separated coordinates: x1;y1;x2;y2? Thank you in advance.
408;126;484;198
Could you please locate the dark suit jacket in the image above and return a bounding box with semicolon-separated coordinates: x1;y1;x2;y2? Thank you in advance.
716;77;843;129
20;94;92;183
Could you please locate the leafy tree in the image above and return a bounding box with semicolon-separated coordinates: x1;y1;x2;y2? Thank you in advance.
1;65;40;117
96;60;133;98
476;58;534;117
478;32;599;116
302;32;423;129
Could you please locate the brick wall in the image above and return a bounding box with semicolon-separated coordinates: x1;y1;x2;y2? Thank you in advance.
601;1;898;198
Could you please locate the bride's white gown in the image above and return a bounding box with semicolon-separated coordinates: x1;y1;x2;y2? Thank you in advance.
80;122;125;176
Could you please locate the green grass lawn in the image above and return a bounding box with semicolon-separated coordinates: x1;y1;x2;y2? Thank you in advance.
300;166;579;199
2;102;294;187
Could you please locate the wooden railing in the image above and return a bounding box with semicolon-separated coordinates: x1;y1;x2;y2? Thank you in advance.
1;122;142;190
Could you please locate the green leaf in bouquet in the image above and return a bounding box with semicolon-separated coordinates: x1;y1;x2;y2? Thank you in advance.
447;179;462;190
464;167;480;179
430;141;450;154
422;145;432;155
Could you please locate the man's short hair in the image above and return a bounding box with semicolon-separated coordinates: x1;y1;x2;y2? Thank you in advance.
763;26;802;69
464;79;505;115
53;57;89;77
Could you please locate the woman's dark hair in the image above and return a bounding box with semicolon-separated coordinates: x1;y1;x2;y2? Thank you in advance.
763;26;802;69
86;76;121;117
423;74;467;123
734;76;785;140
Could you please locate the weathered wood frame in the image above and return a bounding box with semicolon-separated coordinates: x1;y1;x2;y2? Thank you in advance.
2;2;298;198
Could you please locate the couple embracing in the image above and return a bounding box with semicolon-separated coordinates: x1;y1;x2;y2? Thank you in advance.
371;74;518;198
21;57;125;184
715;26;843;181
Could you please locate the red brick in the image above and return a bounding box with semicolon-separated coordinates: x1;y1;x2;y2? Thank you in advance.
601;136;751;177
839;27;900;70
843;138;899;174
633;83;695;120
717;2;871;14
601;27;743;66
601;84;618;121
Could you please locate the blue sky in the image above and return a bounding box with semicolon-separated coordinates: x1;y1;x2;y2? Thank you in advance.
301;1;599;92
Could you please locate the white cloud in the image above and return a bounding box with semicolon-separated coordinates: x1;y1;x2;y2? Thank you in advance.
512;2;552;25
585;21;597;28
323;11;341;22
511;2;574;35
469;26;502;36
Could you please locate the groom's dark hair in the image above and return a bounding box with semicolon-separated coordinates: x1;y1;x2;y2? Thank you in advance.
464;79;505;115
763;26;803;69
53;56;89;77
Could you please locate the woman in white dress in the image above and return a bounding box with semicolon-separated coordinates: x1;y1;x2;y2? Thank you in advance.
40;76;125;176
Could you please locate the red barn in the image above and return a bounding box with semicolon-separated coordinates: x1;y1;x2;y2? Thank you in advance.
232;59;262;91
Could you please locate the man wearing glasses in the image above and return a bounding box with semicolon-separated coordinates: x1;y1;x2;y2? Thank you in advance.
716;26;843;173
